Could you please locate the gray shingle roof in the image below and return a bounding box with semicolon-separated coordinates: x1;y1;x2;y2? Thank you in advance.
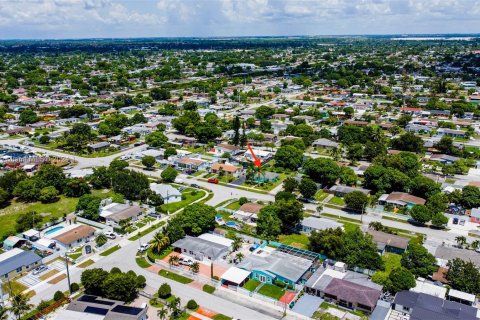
237;251;312;283
0;250;42;276
394;291;477;320
172;236;229;260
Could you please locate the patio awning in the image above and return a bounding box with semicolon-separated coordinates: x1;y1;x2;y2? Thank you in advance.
221;267;251;285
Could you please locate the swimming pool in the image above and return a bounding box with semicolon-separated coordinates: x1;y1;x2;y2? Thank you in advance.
225;221;237;227
45;226;64;235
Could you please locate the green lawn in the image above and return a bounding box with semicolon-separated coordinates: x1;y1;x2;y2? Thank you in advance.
278;233;310;249
203;284;215;294
314;190;329;202
77;259;95;268
160;189;205;213
242;279;261;292
328;196;346;206
159;269;193;284
225;201;241;211
100;245;121;256
0;195;79;238
212;314;232;320
129;221;166;241
257;283;285;300
372;253;402;285
136;257;152;268
342;222;360;233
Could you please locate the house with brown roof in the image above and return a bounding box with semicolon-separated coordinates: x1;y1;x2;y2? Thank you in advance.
233;202;264;224
53;225;96;249
211;144;243;157
100;203;144;227
378;192;426;209
366;229;409;254
174;157;209;171
305;263;382;314
211;163;241;177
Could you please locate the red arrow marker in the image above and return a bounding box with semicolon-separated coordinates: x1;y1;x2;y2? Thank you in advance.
247;143;261;168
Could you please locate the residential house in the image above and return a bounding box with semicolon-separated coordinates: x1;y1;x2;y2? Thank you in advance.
366;229;409;254
233;202;264;224
434;245;480;268
254;172;279;183
150;183;182;203
428;154;460;165
100;203;144;226
174;157;209;172
237;248;315;286
328;185;371;197
400;107;423;115
211;163;241;177
244;148;273;164
0;248;42;280
312;138;339;149
54;295;148;320
51;225;96;249
343;120;369;127
2;236;26;251
470;208;480;224
220;267;251;288
87;142;111;152
378;192;426;208
211;144;243;157
171;234;232;261
391;291;477;320
405;124;433;134
300;217;344;234
305;262;382;314
437;128;466;139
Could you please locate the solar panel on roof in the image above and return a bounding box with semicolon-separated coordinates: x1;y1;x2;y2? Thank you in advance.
277;244;320;261
84;306;109;315
111;305;143;315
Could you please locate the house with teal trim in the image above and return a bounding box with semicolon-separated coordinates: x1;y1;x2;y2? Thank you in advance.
237;249;315;286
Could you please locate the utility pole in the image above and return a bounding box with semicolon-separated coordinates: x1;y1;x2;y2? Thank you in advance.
65;253;72;295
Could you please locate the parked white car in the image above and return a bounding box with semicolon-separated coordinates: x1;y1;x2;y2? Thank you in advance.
179;257;194;266
105;232;116;239
32;265;48;275
138;243;151;253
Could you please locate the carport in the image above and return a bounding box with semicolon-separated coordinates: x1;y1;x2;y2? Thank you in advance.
220;267;251;287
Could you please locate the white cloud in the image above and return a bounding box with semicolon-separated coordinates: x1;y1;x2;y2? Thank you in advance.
0;0;478;38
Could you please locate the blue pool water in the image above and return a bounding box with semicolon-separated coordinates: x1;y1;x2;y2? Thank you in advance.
225;222;237;227
45;226;64;235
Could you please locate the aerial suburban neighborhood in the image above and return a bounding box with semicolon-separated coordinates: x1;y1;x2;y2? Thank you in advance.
0;5;479;320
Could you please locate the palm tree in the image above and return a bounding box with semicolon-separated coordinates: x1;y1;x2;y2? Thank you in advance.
190;262;200;274
95;233;108;247
151;232;170;254
157;306;168;320
10;292;33;320
471;240;480;250
455;236;467;248
231;236;242;252
0;308;9;320
235;252;244;263
167;297;182;319
168;255;179;267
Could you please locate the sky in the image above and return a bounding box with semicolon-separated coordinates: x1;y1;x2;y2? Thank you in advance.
0;0;479;39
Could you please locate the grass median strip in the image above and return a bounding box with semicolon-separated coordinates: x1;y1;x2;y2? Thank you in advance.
48;274;67;284
159;269;193;284
136;257;151;268
77;259;95;268
129;221;166;241
39;269;59;281
202;284;215;294
100;245;121;256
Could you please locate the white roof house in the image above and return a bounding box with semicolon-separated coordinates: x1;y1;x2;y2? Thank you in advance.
221;267;251;286
149;183;181;203
411;278;447;298
198;233;233;248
